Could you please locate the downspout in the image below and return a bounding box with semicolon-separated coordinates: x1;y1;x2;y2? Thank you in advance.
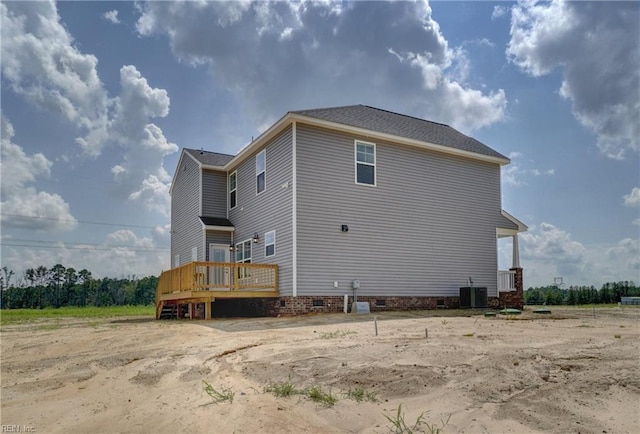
292;121;298;297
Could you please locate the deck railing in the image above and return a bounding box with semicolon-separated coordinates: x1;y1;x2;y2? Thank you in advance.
156;261;278;299
498;270;516;292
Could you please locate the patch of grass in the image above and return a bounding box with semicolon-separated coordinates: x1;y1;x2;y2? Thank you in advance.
614;334;621;339
265;376;300;397
304;385;337;407
202;380;234;404
319;329;357;339
440;319;449;325
344;386;378;403
265;377;337;407
0;305;154;325
463;332;474;337
383;404;450;434
36;323;62;331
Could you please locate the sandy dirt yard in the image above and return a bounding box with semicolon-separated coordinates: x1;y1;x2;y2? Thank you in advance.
1;307;639;434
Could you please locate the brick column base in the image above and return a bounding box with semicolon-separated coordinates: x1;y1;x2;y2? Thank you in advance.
497;267;524;309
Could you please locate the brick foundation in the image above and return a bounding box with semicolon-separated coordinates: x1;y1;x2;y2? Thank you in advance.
204;269;525;317
208;295;506;317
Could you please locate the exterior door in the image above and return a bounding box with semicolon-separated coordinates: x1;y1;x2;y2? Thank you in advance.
209;244;230;287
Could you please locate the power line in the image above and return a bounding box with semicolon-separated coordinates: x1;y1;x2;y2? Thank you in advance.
2;243;168;253
0;213;166;230
2;238;169;251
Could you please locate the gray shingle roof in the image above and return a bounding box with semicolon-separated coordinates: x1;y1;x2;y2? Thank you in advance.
185;148;234;167
291;105;507;160
199;216;234;227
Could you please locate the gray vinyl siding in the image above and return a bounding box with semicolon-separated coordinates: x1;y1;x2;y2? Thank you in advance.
228;127;293;295
170;154;202;268
202;169;227;218
296;124;505;298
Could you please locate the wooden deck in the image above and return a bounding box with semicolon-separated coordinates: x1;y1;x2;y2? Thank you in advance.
155;261;278;319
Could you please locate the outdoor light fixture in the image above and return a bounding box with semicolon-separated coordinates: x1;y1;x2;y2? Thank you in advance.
253;232;260;243
229;244;235;252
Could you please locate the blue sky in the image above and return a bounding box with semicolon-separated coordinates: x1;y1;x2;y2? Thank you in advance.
1;0;638;288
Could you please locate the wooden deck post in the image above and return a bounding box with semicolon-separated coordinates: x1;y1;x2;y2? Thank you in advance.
205;301;212;320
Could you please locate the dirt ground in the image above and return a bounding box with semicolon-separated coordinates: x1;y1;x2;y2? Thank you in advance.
1;307;639;434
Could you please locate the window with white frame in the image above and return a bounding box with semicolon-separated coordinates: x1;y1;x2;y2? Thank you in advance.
265;230;276;257
355;141;376;185
229;171;237;209
174;254;180;268
256;150;266;194
235;239;252;278
191;247;198;261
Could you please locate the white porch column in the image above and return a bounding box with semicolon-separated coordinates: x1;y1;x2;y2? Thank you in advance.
512;234;520;268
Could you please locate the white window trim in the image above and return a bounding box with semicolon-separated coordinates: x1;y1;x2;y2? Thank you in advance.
256;149;266;195
191;247;198;262
354;140;376;186
265;230;276;258
235;239;252;263
174;254;180;268
229;171;237;210
235;239;252;279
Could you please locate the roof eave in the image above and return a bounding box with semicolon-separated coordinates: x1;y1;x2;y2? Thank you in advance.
221;111;510;170
287;113;511;166
223;113;294;171
501;210;528;233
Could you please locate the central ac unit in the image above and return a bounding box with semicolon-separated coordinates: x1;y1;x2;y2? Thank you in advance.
459;287;488;308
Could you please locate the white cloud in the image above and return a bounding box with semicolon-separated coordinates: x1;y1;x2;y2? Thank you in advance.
103;10;120;24
1;2;177;217
507;0;640;159
107;65;177;216
517;223;640;287
606;238;640;272
0;116;77;231
1;1;108;139
623;187;640;207
1;229;169;278
491;5;508;20
135;0;506;133
502;152;554;186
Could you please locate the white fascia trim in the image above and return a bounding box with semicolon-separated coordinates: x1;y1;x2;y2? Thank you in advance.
292;121;298;297
290;114;511;166
169;149;202;196
220;111;509;171
223;114;292;171
497;228;519;238
501;210;528;232
201;224;235;232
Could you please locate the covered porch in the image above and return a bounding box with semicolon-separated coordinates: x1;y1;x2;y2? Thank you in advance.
497;211;528;307
155;261;278;319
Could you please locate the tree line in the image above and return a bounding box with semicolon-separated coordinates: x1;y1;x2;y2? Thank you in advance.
0;265;158;309
525;281;639;305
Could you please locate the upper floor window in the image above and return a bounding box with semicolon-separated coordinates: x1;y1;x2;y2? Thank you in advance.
355;141;376;186
265;230;276;257
229;171;237;209
256;150;266;194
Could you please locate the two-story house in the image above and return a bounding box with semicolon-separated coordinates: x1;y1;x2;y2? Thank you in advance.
156;105;527;319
